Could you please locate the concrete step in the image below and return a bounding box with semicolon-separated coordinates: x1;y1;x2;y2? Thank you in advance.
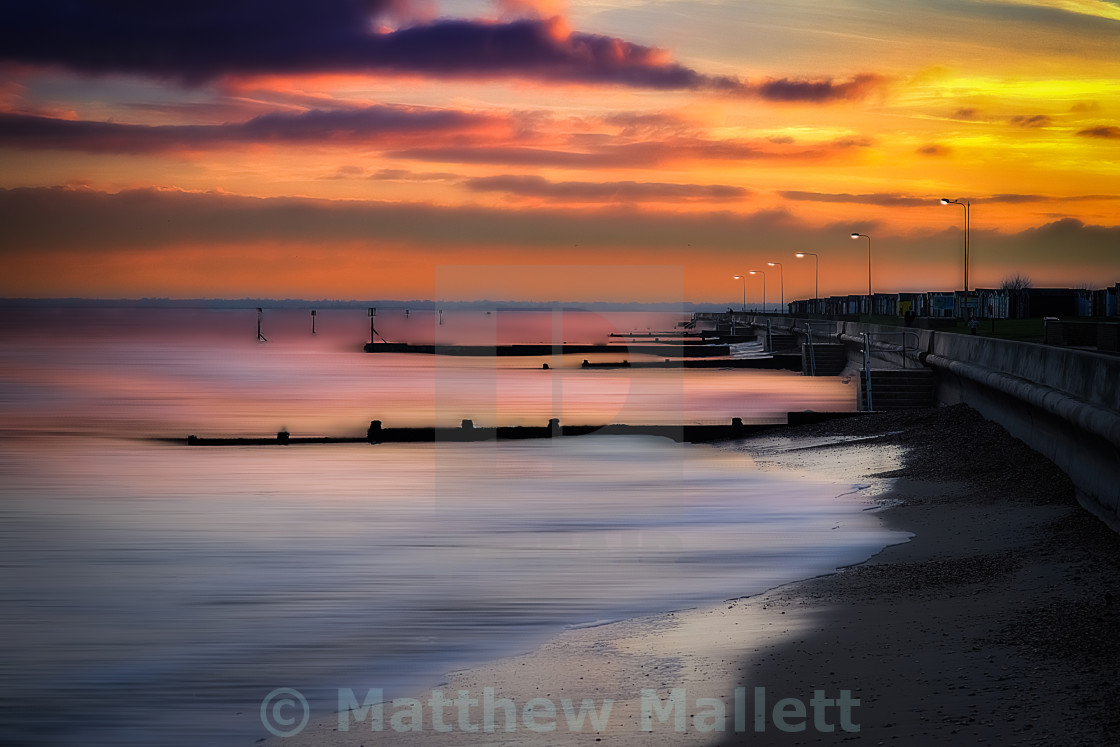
767;333;799;353
769;332;796;343
860;369;936;410
801;343;847;376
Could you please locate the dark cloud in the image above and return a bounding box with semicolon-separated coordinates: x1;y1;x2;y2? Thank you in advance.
1069;101;1100;113
917;143;951;156
1012;218;1120;252
1076;125;1120;139
369;168;459;181
1;0;374;82
1010;114;1052;128
0;186;780;255
387;146;607;168
951;108;979;120
781;191;1118;207
978;194;1045;204
464;175;749;202
832;136;874;149
333;165;366;178
0;1;736;91
754;74;886;102
326;164;458;181
951;194;1117;204
598;112;697;138
0;106;502;153
0;109;851;165
0;2;889;101
3;188;1116;294
390;136;833;168
780;191;929;207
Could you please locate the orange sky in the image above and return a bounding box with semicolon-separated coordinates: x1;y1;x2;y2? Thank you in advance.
1;0;1117;303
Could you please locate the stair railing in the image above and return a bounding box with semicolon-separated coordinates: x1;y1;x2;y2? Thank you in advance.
863;331;922;367
805;322;817;376
863;332;873;411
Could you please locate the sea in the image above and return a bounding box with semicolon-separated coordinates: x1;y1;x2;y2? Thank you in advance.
0;306;904;746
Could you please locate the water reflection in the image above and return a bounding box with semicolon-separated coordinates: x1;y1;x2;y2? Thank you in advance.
0;436;900;746
0;307;876;746
0;308;854;436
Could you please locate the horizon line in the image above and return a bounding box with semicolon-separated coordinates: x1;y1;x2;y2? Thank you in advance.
2;283;1117;310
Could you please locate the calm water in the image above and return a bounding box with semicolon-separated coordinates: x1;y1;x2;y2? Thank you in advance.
0;307;897;746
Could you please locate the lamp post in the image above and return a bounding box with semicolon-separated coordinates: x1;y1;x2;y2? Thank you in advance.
732;275;747;312
795;252;819;314
941;198;970;294
749;270;766;313
767;261;784;314
850;232;872;315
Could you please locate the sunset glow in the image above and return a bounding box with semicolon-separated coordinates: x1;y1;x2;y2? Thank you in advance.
1;1;1117;302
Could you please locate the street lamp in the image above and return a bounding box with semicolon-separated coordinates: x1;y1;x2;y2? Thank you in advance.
732;275;747;312
749;270;766;313
767;261;784;314
795;252;819;314
851;232;872;314
940;198;970;293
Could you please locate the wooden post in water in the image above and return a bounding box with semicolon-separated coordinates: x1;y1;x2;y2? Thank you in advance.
256;307;267;342
366;307;389;344
311;309;317;334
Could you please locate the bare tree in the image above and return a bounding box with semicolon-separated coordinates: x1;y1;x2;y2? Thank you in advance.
1000;273;1033;291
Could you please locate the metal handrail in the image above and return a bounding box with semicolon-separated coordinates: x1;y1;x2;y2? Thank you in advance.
862;330;920;350
863;332;874;411
863;331;922;367
805;323;817;376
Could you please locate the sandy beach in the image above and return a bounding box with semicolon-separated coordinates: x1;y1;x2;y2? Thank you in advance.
723;405;1120;746
264;404;1120;747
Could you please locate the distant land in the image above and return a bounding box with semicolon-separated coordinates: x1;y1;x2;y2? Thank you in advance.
0;298;735;312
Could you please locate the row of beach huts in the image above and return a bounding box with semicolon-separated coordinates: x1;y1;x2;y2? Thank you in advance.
785;283;1120;320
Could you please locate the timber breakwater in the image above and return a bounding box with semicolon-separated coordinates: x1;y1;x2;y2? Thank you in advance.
363;341;732;357
180;413;865;446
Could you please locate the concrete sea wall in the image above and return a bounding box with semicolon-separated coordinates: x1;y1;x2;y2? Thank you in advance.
923;333;1120;532
741;315;1120;532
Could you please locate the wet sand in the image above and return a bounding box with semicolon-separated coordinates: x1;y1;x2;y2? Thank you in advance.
721;405;1120;746
263;405;1120;746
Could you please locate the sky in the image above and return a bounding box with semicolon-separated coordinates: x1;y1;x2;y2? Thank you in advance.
1;0;1118;304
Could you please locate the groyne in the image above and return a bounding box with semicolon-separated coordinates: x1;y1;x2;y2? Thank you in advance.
179;412;864;446
364;342;731;357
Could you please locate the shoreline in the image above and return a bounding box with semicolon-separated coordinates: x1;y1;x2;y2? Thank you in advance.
722;405;1120;746
261;405;1120;746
